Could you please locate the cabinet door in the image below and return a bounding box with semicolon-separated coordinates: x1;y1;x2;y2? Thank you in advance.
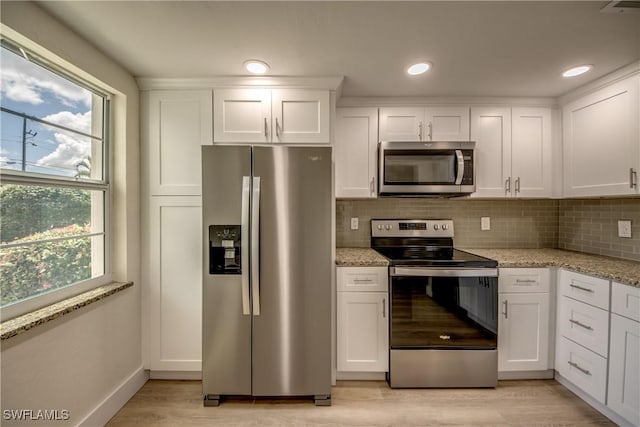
379;107;424;141
608;313;640;426
335;108;378;198
470;107;512;197
498;292;550;371
337;292;388;372
271;89;330;143
425;107;470;141
512;108;552;197
213;89;271;143
563;76;640;197
148;197;202;372
145;90;213;195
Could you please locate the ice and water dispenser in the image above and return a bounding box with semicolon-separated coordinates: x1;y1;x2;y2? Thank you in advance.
209;225;241;274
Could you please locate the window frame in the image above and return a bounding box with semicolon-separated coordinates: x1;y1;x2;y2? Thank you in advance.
0;37;113;322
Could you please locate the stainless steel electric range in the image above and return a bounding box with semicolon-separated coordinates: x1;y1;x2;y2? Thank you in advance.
371;219;499;388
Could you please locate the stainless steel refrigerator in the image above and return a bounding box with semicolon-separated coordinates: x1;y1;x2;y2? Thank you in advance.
202;145;332;406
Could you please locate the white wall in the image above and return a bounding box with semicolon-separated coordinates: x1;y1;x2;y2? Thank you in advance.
0;1;143;425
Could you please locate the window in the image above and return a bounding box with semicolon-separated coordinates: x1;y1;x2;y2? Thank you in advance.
0;38;110;319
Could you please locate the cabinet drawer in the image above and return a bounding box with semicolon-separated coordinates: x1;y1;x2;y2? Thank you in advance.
559;269;609;310
338;267;388;292
612;282;640;322
559;296;609;358
499;268;550;293
557;336;608;405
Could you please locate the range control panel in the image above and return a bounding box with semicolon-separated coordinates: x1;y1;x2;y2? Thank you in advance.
371;219;454;238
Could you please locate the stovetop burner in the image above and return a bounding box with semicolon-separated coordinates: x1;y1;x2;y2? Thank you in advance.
371;219;497;268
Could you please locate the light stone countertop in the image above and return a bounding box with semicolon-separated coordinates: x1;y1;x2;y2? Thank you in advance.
336;248;389;267
336;247;639;287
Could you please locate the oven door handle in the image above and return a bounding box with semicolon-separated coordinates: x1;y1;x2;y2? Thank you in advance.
454;149;464;185
391;267;498;277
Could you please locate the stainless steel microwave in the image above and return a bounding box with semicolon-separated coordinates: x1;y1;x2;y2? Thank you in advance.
378;141;476;196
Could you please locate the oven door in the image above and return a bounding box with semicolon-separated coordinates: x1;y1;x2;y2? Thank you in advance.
378;141;475;195
390;267;498;350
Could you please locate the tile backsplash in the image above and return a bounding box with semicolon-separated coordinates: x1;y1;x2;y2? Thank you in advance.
337;197;640;262
558;198;640;261
337;198;559;249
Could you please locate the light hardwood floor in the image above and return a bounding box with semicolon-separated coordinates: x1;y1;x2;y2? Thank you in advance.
107;380;614;426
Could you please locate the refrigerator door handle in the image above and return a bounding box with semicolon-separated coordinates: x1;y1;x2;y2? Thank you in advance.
251;176;261;316
241;176;251;315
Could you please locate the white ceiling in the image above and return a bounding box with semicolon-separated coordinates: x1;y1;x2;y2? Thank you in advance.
35;1;640;98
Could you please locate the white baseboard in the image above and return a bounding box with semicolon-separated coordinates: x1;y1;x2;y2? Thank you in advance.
150;370;202;380
78;366;148;427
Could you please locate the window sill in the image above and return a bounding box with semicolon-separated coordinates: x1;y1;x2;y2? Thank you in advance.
0;281;133;341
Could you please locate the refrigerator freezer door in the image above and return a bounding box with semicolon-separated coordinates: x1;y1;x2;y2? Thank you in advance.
251;146;332;397
202;146;252;396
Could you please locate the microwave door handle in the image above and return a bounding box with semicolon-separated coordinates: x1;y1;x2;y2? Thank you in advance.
455;150;464;185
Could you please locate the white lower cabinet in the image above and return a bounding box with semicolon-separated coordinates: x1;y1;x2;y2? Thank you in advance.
498;268;551;375
555;270;610;405
337;267;388;373
607;283;640;426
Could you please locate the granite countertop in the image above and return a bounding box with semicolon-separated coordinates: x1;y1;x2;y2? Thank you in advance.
336;248;389;267
336;247;639;287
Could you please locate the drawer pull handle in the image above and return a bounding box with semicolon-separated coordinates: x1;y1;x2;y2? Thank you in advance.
569;319;594;331
353;278;373;283
569;284;594;293
516;279;536;284
568;361;591;376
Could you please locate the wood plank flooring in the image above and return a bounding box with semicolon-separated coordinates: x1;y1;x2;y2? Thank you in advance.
106;380;614;426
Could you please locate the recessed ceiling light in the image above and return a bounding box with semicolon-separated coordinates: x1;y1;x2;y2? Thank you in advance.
407;62;432;76
244;60;270;74
562;65;593;78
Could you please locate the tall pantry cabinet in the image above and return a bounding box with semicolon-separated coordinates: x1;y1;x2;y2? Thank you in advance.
141;90;212;375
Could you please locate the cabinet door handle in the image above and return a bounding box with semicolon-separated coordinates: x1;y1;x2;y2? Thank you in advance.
370;176;375;195
382;298;386;318
275;117;280;138
502;300;508;319
569;318;594;331
427;121;433;140
264;117;268;138
418;121;423;140
569;283;594;293
568;361;591;376
515;177;521;193
505;177;511;193
630;168;637;189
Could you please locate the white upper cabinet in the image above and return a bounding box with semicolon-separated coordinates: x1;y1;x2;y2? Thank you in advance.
143;90;213;196
272;90;330;143
512;108;552;197
472;107;552;198
563;75;640;197
214;89;330;143
213;89;271;143
472;107;512;197
335;108;379;198
379;107;470;141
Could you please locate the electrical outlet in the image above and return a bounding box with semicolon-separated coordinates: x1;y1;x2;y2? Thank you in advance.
481;217;491;231
350;217;359;230
618;220;632;238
